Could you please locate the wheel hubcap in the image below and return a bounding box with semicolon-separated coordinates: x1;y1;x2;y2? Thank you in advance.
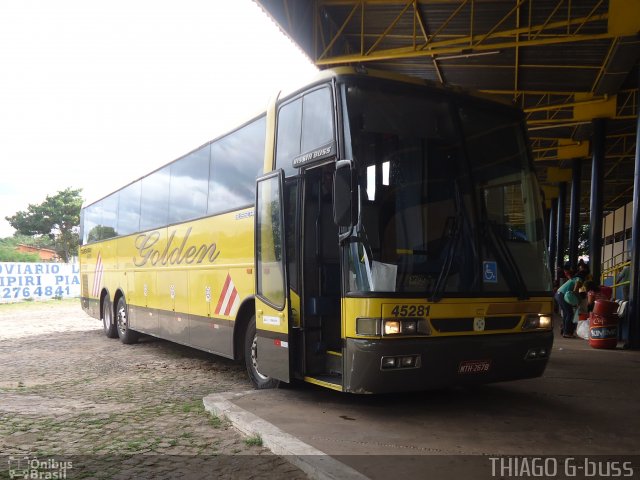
117;306;127;335
103;303;112;330
251;335;268;380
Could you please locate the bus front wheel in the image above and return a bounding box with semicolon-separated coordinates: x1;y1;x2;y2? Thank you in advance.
116;296;139;345
101;296;118;339
244;316;279;389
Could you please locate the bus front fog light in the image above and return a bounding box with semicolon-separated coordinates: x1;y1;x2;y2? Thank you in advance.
526;347;549;360
384;320;401;335
381;356;397;369
400;356;416;368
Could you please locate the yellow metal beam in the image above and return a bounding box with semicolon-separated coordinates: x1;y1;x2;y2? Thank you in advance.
557;139;589;160
573;93;617;121
541;185;560;203
315;31;612;65
546;167;572;182
315;9;610;65
524;95;610;114
365;0;414;56
532;139;589;160
608;0;640;35
473;0;527;48
318;2;360;60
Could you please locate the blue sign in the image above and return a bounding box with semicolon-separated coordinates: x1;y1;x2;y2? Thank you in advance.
483;261;498;283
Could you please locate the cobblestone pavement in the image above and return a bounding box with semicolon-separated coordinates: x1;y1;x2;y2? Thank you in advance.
0;300;307;479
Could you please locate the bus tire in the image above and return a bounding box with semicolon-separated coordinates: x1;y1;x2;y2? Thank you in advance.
244;316;279;389
101;295;118;339
115;296;139;345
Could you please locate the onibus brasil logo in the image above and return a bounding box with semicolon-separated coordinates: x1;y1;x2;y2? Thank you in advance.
8;456;73;479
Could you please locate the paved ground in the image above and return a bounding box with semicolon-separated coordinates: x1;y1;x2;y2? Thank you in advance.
209;320;640;480
0;300;306;479
3;300;640;480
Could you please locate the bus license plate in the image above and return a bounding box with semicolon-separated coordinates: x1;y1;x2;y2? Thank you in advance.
458;360;491;374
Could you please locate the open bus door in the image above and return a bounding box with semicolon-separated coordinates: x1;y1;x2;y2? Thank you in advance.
254;169;291;383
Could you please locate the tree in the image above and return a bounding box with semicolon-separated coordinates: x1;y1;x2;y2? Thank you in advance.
5;188;83;262
578;224;590;259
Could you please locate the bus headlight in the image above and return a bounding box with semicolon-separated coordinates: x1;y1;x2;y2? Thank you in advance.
384;320;401;335
522;314;553;330
539;315;552;329
357;318;431;336
383;318;430;336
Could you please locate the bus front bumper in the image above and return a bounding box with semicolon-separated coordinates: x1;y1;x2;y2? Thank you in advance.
343;331;553;394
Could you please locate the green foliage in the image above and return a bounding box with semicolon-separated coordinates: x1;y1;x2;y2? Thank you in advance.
578;224;590;258
0;245;39;262
5;188;83;262
0;234;55;250
244;434;263;447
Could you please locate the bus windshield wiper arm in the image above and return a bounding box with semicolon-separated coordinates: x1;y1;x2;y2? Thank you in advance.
428;216;461;302
429;180;463;303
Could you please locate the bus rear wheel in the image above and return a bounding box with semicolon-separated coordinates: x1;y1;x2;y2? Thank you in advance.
101;296;118;338
244;316;279;389
116;296;139;345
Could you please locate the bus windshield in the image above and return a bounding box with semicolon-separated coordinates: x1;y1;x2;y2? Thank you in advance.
341;80;552;297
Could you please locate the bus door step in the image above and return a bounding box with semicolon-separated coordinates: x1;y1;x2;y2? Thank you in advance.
306;374;342;390
325;350;343;376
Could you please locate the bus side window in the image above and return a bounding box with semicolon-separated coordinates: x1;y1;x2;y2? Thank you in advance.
140;166;170;231
209;117;265;215
275;99;302;177
117;181;141;236
168;145;209;224
275;85;334;177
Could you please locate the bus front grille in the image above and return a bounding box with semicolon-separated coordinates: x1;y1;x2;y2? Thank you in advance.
430;316;522;333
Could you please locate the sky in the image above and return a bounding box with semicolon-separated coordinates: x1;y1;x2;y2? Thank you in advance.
0;0;318;237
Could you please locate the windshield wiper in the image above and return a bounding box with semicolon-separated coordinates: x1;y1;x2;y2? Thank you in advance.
483;219;529;300
429;180;464;303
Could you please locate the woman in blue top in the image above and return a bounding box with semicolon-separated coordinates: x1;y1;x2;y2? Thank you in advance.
555;266;584;338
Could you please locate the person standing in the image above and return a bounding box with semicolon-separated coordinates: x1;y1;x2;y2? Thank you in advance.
555;266;584;338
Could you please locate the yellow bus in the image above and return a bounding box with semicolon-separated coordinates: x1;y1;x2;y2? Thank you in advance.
80;67;553;394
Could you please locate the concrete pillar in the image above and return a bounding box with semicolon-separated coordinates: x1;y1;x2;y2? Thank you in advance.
556;182;567;276
590;118;605;283
568;158;582;268
626;72;640;349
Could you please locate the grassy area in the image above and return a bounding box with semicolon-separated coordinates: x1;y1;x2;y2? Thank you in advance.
244;434;263;447
0;297;80;311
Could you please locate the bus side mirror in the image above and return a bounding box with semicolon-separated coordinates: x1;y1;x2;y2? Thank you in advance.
333;160;355;228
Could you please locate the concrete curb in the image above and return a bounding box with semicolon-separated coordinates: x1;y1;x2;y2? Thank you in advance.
203;391;369;480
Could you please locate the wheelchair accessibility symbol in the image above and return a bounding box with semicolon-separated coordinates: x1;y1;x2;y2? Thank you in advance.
483;261;498;283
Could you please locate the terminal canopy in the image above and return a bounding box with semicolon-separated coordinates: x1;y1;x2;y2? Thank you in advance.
257;0;640;214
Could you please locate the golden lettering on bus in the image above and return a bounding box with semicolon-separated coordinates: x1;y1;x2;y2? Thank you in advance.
133;227;221;267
